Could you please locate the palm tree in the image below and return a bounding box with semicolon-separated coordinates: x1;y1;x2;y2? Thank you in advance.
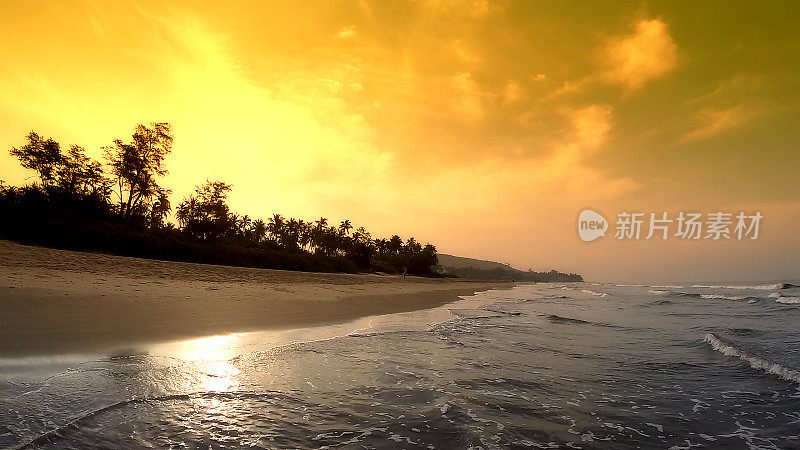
237;214;251;238
252;219;267;243
267;213;284;242
299;220;313;251
388;235;403;255
176;196;198;227
339;219;352;236
285;218;300;249
353;226;371;244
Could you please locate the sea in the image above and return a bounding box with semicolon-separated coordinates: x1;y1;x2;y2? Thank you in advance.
2;281;800;449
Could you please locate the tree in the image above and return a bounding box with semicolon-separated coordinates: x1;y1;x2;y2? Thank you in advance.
149;190;171;229
56;145;111;197
339;219;352;236
105;123;173;219
9;132;64;186
252;219;267;243
176;180;233;241
267;214;284;242
353;226;371;244
388;235;403;254
9;132;111;199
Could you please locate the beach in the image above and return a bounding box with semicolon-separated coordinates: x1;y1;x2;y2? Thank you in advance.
0;240;508;357
3;278;800;448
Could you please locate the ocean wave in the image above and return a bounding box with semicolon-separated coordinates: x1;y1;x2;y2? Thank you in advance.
580;289;609;298
545;314;590;325
12;390;286;450
648;289;701;298
767;292;800;303
691;283;794;290
542;314;619;329
704;333;800;385
649;289;760;301
700;294;748;301
637;298;674;307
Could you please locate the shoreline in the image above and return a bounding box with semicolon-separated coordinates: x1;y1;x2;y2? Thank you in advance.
0;240;512;357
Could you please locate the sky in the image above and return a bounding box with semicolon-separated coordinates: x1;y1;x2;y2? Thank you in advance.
1;0;798;282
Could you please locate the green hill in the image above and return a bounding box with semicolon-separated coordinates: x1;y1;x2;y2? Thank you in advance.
437;254;582;282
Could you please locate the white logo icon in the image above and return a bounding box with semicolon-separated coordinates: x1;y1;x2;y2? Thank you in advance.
578;209;608;242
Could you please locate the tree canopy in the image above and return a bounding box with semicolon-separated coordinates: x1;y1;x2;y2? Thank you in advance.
0;123;448;277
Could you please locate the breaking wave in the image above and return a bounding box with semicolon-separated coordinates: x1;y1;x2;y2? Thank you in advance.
772;294;800;304
649;290;762;301
581;289;609;298
700;294;748;301
704;333;800;385
545;314;590;325
691;283;795;290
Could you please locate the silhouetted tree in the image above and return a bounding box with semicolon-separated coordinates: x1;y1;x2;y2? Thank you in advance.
105;123;173;220
9;132;64;186
176;180;233;241
149;191;171;229
2;124;457;278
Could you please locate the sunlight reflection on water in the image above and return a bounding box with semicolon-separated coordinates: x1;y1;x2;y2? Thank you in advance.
160;334;244;392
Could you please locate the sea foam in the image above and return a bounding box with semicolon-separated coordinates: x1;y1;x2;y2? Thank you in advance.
580;289;609;298
700;294;747;301
704;333;800;384
691;283;790;290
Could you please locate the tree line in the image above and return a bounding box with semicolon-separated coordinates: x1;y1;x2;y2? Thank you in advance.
440;265;583;282
0;123;438;275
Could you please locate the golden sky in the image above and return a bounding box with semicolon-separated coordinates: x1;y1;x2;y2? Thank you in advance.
1;0;798;282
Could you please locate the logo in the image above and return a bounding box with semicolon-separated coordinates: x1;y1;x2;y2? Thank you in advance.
578;209;608;242
577;209;762;242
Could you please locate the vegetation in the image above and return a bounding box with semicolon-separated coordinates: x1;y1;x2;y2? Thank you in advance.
440;265;583;282
0;123;440;276
436;254;583;282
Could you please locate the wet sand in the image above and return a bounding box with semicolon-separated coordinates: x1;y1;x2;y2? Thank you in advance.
0;240;509;356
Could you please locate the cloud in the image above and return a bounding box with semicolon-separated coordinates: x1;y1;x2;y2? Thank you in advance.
502;80;520;105
451;72;483;120
417;0;500;18
410;104;632;213
603;19;678;90
335;25;357;39
568;105;613;154
449;39;482;65
683;105;757;142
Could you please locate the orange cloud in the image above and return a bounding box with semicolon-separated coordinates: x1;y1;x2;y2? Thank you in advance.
603;19;678;90
683;106;757;142
450;72;484;120
335;25;357;39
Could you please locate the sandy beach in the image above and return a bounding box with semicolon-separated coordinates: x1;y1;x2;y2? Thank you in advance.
0;240;509;356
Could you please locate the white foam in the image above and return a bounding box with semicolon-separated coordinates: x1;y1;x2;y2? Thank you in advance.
704;333;800;384
700;294;746;301
580;289;609;298
691;283;782;290
648;289;670;295
774;296;800;304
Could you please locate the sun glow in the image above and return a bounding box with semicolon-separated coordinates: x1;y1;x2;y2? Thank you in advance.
163;334;243;393
0;1;797;281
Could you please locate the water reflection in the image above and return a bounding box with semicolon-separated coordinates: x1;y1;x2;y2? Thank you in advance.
162;334;243;393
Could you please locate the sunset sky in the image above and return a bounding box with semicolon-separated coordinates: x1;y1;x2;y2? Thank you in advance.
1;0;798;282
